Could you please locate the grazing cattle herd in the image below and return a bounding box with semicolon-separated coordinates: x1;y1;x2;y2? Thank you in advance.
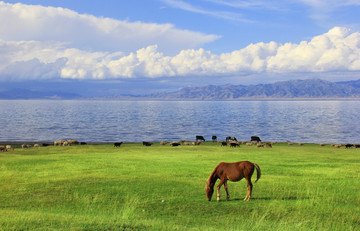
1;136;360;151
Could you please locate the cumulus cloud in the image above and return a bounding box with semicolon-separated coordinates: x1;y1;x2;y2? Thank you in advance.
4;26;360;80
0;1;360;81
0;1;218;54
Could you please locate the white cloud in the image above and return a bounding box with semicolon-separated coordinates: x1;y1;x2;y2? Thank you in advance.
1;26;360;80
267;27;360;72
0;1;359;81
0;1;219;55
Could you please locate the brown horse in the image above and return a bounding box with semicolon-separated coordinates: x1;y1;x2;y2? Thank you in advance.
205;161;261;201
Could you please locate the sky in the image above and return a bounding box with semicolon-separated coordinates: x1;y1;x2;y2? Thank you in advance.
1;0;360;94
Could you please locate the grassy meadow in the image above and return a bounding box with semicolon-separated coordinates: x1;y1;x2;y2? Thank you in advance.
0;142;359;230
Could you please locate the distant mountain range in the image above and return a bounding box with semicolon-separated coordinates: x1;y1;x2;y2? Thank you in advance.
150;79;360;100
0;88;80;99
1;78;360;99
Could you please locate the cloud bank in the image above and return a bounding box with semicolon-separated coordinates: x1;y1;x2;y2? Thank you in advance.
0;1;218;54
0;2;360;81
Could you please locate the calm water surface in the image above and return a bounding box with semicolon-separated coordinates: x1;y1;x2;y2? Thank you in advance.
0;100;359;143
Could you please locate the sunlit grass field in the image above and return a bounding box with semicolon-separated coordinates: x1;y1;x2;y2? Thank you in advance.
0;142;359;230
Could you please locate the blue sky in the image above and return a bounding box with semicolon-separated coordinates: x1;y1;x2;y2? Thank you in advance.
1;0;360;94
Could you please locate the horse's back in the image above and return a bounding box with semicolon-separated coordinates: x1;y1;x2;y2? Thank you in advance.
215;161;253;181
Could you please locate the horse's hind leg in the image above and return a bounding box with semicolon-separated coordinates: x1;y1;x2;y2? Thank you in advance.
244;177;253;201
224;181;230;200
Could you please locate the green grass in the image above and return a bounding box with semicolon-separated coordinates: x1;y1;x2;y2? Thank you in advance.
0;142;359;230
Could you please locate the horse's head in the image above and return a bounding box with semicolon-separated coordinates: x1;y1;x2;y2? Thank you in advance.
205;179;214;201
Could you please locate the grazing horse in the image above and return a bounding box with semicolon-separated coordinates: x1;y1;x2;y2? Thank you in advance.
205;161;261;202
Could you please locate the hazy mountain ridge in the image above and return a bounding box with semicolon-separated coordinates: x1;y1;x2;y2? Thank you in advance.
0;88;80;99
1;78;360;99
151;79;360;99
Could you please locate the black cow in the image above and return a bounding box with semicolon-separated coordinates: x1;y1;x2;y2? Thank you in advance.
251;136;261;142
142;142;153;146
345;144;354;148
114;142;123;147
226;136;237;142
220;141;227;146
170;142;181;147
212;136;217;142
196;136;206;142
229;142;239;148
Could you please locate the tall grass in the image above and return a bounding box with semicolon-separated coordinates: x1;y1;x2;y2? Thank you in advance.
0;142;359;230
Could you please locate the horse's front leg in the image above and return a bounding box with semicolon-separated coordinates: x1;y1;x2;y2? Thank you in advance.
217;179;225;201
224;181;230;200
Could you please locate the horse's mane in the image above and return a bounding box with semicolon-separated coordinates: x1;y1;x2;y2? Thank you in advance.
205;162;222;190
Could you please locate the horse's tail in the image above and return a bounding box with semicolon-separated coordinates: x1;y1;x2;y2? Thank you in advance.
253;163;261;183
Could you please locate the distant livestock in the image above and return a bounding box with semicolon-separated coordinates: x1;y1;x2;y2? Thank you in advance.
54;140;67;146
226;136;237;142
250;136;261;142
68;139;79;145
114;142;123;147
183;141;201;146
6;145;14;151
170;142;181;147
196;136;206;142
220;141;227;146
0;146;6;152
229;142;239;148
54;139;79;146
345;144;354;148
142;142;153;146
212;136;217;142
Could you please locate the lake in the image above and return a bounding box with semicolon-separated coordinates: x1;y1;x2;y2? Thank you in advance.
0;100;360;144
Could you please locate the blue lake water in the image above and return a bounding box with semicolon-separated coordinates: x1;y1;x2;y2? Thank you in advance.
0;100;360;143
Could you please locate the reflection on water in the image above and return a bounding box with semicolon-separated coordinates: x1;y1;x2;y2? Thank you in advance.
0;100;359;143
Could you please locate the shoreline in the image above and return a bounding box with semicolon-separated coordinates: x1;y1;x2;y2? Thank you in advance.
2;97;360;101
0;141;114;145
1;140;356;146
